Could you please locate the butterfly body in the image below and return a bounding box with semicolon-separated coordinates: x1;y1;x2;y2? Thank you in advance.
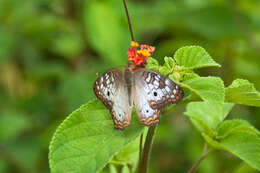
94;63;183;129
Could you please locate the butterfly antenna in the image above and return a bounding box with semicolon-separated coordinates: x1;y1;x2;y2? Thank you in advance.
123;0;135;41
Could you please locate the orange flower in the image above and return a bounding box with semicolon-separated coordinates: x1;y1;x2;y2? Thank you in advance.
131;41;139;48
128;41;155;66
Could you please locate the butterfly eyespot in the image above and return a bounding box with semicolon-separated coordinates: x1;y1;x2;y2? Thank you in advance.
153;92;158;96
107;91;110;96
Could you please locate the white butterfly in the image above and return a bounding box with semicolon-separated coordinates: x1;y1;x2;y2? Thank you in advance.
93;64;183;129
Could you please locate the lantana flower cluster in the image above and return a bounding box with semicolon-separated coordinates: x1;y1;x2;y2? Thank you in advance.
128;41;155;66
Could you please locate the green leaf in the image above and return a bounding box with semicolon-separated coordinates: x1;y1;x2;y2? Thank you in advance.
219;131;260;170
225;79;260;107
203;131;260;171
182;72;200;81
164;56;175;69
185;102;234;137
108;136;140;172
146;57;159;71
235;163;259;173
174;46;221;69
49;99;144;173
217;119;260;139
182;77;225;103
112;136;139;165
169;73;181;83
203;120;260;170
202;133;224;150
159;66;171;76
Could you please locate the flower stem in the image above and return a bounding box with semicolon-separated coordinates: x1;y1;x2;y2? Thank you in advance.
139;126;157;173
122;0;135;41
138;133;143;171
188;143;211;173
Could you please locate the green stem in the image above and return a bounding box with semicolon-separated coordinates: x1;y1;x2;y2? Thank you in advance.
139;126;157;173
188;143;211;173
138;133;143;171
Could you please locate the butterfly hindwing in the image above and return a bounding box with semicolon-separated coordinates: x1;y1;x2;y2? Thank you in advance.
94;69;132;129
133;68;183;126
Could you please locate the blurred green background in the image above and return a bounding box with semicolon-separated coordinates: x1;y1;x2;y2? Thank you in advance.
0;0;260;172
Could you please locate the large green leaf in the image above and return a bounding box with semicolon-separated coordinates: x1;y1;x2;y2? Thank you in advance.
225;79;260;107
174;46;220;69
49;100;144;173
203;131;260;171
184;102;234;137
182;77;225;103
203;120;260;170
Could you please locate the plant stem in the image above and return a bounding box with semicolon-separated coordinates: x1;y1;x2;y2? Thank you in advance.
188;143;211;173
122;0;135;41
139;126;157;173
138;133;143;171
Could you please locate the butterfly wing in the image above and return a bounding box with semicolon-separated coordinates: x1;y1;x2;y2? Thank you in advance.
133;68;183;126
94;69;132;129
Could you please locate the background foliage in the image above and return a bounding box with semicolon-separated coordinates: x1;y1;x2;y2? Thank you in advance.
0;0;260;172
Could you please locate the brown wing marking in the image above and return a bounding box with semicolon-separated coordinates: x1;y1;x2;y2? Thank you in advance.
133;68;184;127
139;109;161;126
93;68;132;130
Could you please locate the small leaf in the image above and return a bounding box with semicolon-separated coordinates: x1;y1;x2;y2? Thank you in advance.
182;72;199;81
159;66;171;76
174;46;220;69
182;77;225;103
49;100;144;173
225;79;260;107
147;57;159;65
146;57;159;71
169;72;181;83
185;102;234;137
217;119;260;139
164;56;175;69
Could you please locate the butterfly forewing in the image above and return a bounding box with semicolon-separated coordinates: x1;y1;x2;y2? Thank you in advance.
93;69;132;129
133;68;183;126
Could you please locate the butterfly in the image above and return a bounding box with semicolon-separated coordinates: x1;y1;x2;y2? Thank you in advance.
93;63;184;129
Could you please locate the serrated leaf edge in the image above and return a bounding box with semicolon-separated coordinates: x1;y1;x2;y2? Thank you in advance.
174;45;221;69
48;99;144;173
